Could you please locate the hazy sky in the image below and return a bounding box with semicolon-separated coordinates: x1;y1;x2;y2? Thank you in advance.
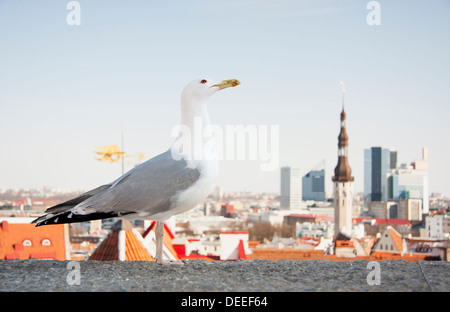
0;0;449;195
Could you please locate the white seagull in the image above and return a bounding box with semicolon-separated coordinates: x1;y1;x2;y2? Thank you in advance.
33;78;240;264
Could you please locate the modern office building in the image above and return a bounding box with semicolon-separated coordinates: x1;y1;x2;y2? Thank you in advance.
390;150;398;169
365;146;429;215
302;169;326;201
280;166;302;210
364;147;395;203
386;155;429;214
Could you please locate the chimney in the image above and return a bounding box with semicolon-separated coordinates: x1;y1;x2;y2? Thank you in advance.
118;230;126;261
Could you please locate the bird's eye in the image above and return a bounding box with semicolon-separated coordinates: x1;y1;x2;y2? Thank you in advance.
200;79;207;84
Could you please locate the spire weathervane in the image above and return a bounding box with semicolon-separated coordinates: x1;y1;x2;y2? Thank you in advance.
340;81;345;110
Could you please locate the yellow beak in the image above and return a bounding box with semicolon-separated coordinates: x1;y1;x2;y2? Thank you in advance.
211;79;241;90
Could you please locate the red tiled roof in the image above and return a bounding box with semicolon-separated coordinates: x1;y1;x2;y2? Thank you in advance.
387;227;404;252
371;252;436;261
124;231;153;261
247;248;437;262
173;244;186;258
353;218;411;226
88;221;153;261
299;237;320;247
336;240;354;248
89;231;119;261
0;221;66;260
178;254;219;261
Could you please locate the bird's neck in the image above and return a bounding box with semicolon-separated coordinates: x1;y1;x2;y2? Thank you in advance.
180;101;211;131
173;100;216;163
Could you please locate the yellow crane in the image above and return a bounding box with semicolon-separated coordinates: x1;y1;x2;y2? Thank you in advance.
95;145;124;162
95;145;145;174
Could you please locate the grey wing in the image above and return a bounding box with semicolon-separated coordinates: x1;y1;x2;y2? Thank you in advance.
75;149;201;217
44;184;112;214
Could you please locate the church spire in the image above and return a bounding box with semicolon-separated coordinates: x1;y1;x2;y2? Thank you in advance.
332;82;355;239
332;83;354;183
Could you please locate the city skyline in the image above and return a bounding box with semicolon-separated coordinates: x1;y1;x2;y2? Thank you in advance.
0;1;449;196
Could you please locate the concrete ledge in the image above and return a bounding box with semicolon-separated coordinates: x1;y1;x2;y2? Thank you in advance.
0;259;448;292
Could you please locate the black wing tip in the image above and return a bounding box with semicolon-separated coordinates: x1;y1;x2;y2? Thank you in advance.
31;214;60;227
31;211;133;227
31;215;49;226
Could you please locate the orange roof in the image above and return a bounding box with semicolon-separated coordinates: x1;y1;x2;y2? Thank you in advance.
387;227;404;252
336;240;354;248
178;254;218;261
353;217;411;226
89;231;119;261
247;248;437;262
371;252;435;261
0;221;66;260
88;220;153;261
124;230;153;261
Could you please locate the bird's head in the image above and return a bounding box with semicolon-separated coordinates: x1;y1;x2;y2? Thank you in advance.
181;78;240;106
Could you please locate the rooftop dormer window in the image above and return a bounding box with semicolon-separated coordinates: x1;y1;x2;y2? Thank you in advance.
41;239;51;246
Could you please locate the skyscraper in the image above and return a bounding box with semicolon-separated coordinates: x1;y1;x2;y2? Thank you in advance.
386;148;429;214
332;106;354;237
365;146;429;215
364;147;394;203
302;169;325;201
280;166;302;210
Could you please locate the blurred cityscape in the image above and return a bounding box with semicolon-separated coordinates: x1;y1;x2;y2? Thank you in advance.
0;183;449;262
1;107;449;263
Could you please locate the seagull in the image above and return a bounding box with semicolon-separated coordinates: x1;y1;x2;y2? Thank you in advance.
32;78;240;264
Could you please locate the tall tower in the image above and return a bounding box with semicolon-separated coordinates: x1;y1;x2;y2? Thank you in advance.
280;166;302;210
364;146;391;203
332;83;354;237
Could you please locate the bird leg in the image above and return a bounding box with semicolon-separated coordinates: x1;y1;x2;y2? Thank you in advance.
155;221;165;265
155;220;185;265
